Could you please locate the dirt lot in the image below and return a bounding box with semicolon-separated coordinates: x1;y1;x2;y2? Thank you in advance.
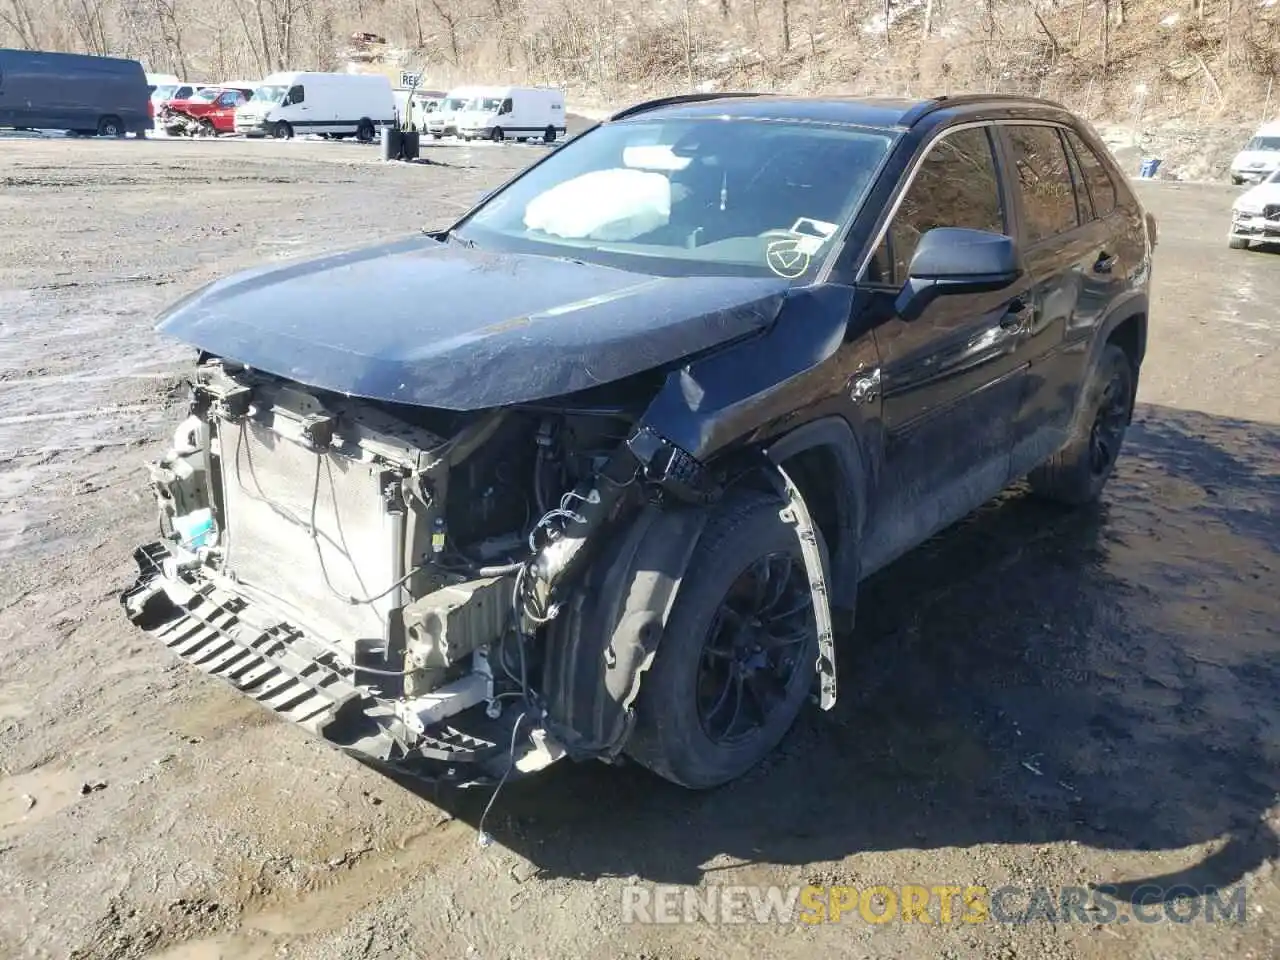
0;135;1277;960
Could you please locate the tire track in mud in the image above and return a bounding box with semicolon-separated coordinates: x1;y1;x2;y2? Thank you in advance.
0;284;190;561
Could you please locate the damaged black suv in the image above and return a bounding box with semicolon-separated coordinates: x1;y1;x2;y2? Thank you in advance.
123;93;1155;790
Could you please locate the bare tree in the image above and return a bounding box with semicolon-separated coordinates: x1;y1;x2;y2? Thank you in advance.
0;0;43;49
1100;0;1110;73
428;0;462;62
682;0;694;89
65;0;112;56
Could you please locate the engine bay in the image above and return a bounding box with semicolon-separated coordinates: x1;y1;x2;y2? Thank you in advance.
148;357;648;715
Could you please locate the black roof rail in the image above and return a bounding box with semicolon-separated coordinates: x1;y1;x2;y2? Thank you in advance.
899;92;1070;126
607;91;771;122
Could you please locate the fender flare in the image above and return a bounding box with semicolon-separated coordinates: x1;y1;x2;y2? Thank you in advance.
1094;290;1149;368
1071;293;1148;436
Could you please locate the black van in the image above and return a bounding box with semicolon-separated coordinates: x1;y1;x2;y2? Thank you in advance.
0;49;149;137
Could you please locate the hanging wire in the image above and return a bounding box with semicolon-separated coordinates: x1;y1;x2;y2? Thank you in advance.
477;710;528;848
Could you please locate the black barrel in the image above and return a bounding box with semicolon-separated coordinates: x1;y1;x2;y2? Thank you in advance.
380;125;402;161
400;129;420;161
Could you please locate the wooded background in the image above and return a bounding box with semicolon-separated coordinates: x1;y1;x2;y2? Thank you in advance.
2;0;1276;121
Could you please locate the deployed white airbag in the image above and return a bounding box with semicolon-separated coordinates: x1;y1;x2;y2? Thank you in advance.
523;168;671;241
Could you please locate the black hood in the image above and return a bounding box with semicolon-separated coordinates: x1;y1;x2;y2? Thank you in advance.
156;235;792;410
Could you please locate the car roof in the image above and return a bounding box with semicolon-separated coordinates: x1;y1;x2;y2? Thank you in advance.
608;92;1075;130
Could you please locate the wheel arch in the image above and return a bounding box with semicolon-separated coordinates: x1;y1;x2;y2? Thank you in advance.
541;417;867;759
1090;296;1147;425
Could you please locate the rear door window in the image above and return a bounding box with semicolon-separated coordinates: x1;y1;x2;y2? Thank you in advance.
1004;125;1081;244
1065;130;1117;218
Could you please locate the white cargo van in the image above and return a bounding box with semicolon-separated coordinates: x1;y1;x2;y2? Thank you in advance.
426;85;488;139
1230;121;1280;185
456;86;567;143
393;87;445;132
234;71;395;141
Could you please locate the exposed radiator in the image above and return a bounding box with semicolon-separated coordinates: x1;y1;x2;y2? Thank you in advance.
220;419;397;650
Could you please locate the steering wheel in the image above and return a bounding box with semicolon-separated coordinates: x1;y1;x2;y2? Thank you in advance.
758;229;799;241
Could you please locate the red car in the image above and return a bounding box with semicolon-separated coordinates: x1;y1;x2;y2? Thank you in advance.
148;83;200;119
158;86;254;136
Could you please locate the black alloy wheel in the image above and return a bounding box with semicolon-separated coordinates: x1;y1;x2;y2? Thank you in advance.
696;552;814;745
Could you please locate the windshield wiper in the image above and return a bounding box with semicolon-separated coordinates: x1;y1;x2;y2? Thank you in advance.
443;228;477;249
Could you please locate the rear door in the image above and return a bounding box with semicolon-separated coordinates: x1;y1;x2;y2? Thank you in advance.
996;122;1107;473
858;123;1035;573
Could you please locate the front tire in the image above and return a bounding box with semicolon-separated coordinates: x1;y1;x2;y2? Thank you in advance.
272;121;293;140
1229;236;1250;249
1028;343;1135;505
490;126;503;142
626;491;820;789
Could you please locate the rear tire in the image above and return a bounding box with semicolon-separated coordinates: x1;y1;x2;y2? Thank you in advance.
625;491;821;789
272;121;293;139
356;119;375;143
1231;176;1245;185
1229;236;1250;249
97;115;125;137
543;125;556;143
1028;343;1135;506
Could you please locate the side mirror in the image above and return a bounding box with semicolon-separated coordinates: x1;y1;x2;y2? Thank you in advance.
893;227;1021;323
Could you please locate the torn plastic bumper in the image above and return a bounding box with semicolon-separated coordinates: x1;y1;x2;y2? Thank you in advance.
120;541;555;788
770;463;838;709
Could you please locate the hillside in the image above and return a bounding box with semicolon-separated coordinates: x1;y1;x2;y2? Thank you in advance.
3;0;1278;176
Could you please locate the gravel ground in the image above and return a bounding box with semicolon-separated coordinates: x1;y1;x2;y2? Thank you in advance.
0;134;1277;960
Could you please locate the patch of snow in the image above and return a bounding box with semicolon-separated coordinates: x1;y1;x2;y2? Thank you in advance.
1161;12;1181;26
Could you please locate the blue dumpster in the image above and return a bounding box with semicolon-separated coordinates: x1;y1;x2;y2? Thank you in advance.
1139;157;1162;179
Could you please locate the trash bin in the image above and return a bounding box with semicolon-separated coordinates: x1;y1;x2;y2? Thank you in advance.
380;125;402;161
1139;157;1162;179
401;129;421;161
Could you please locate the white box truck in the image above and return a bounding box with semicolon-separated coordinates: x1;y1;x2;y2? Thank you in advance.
426;85;487;139
234;71;395;141
456;86;567;143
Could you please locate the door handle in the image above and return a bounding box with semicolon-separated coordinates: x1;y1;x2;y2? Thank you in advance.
1094;252;1117;274
999;296;1030;330
848;368;881;404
